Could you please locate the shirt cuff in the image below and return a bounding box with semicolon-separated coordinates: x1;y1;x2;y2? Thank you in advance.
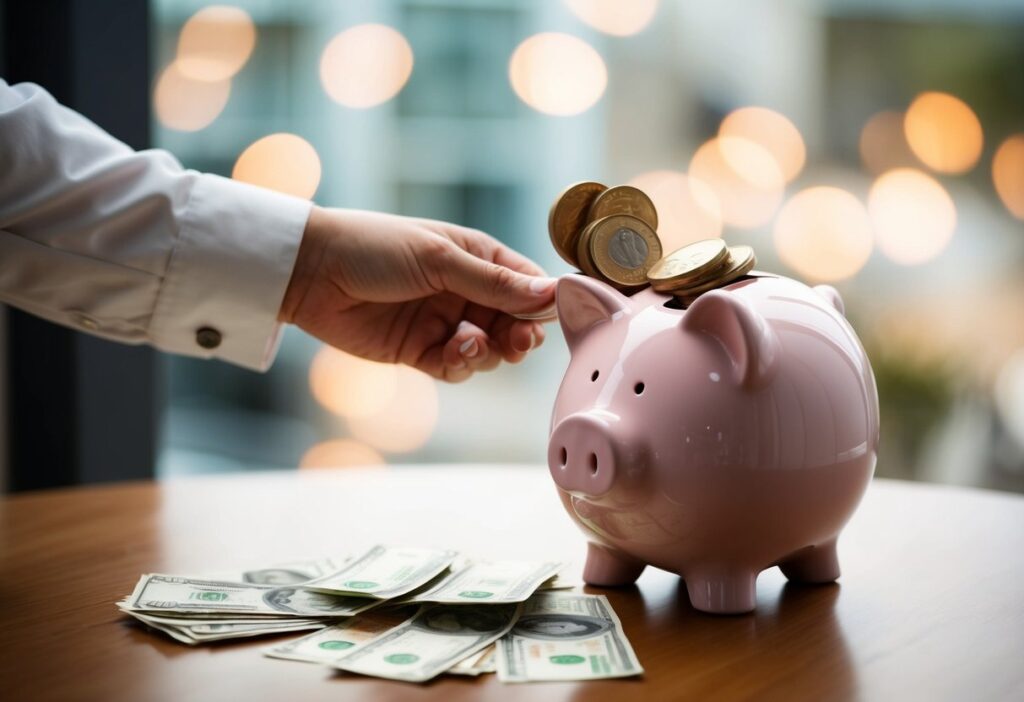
148;173;312;371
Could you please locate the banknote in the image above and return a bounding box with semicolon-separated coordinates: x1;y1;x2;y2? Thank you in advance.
121;608;323;629
496;592;643;682
200;557;346;585
304;545;457;599
123;611;324;645
263;608;417;664
126;574;379;617
448;643;497;676
537;570;583;591
405;559;563;604
333;604;521;683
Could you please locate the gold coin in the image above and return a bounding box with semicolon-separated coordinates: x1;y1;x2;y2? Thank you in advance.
588;214;663;288
587;185;659;230
549;181;607;267
575;220;601;279
674;245;758;301
647;239;729;291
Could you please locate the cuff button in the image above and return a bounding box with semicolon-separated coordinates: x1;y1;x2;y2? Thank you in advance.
196;327;222;350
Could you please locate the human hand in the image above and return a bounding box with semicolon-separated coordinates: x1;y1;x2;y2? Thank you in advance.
279;207;556;382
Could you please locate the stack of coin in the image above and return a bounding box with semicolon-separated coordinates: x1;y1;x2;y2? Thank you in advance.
548;182;663;292
646;239;757;303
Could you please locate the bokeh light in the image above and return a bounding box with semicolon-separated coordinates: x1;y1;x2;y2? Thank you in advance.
563;0;659;36
509;32;607;116
300;439;386;469
858;110;920;175
719;106;806;183
319;24;414;108
153;61;230;132
232;133;322;199
904;91;983;174
992;134;1024;220
627;170;722;252
176;5;256;81
309;347;398;419
773;187;873;282
348;366;439;453
868;168;956;265
688;136;785;228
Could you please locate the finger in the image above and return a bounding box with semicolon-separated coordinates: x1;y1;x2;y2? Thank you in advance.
435;244;557;316
491;317;540;364
437;222;550;279
532;322;546;349
440;321;494;377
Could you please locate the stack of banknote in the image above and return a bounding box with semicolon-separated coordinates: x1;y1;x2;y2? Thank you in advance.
118;544;643;682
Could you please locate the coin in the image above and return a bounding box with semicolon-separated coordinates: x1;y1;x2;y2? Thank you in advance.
588;215;663;288
674;245;758;301
575;220;601;279
587;185;659;230
548;181;607;267
647;239;729;292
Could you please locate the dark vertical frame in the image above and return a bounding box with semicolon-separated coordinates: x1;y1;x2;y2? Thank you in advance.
2;0;160;491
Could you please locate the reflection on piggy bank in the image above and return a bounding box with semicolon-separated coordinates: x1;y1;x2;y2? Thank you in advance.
548;273;879;614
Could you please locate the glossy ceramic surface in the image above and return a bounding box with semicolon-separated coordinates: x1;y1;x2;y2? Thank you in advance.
548;273;880;614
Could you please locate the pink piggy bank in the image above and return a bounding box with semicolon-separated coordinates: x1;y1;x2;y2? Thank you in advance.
548;273;879;614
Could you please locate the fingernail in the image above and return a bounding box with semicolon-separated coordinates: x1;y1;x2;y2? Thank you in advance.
459;338;479;358
529;277;557;295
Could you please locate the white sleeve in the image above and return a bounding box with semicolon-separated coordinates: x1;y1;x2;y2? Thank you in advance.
0;80;311;371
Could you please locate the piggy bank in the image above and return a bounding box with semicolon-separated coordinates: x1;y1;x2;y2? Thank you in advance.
548;272;879;614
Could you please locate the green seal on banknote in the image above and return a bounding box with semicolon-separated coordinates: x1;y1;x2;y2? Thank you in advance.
189;591;228;601
550;655;586;665
318;640;355;651
343;580;379;589
457;591;494;599
384;653;420;665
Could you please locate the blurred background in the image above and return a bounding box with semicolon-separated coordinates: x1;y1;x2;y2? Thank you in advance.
1;0;1022;494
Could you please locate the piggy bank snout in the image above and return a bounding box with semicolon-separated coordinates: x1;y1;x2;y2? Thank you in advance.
548;413;626;497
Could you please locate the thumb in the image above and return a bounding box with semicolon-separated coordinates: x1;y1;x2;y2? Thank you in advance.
439;245;556;314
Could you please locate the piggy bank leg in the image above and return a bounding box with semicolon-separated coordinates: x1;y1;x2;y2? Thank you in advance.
779;539;841;583
582;543;646;586
684;570;757;614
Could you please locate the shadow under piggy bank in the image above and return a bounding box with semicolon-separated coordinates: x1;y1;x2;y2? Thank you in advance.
575;576;857;700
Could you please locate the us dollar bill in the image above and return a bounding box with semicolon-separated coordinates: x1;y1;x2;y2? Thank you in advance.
200;557;346;585
126;574;379;617
333;603;522;682
304;545;457;599
124;611;324;645
263;608;417;664
496;592;643;682
405;560;563;604
448;643;497;676
537;567;583;591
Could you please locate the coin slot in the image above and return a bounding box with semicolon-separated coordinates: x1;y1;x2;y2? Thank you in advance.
591;370;600;382
634;382;645;395
560;447;568;467
661;275;761;310
588;453;598;475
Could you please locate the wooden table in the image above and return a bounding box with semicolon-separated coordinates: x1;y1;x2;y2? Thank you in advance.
2;467;1023;701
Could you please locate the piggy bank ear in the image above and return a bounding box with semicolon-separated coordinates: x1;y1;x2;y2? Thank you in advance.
682;290;779;389
556;275;631;352
813;284;845;316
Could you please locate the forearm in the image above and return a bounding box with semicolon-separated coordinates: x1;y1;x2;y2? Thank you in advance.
0;80;311;370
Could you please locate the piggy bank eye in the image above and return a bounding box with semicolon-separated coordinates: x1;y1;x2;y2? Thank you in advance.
634;382;645;395
591;370;600;382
